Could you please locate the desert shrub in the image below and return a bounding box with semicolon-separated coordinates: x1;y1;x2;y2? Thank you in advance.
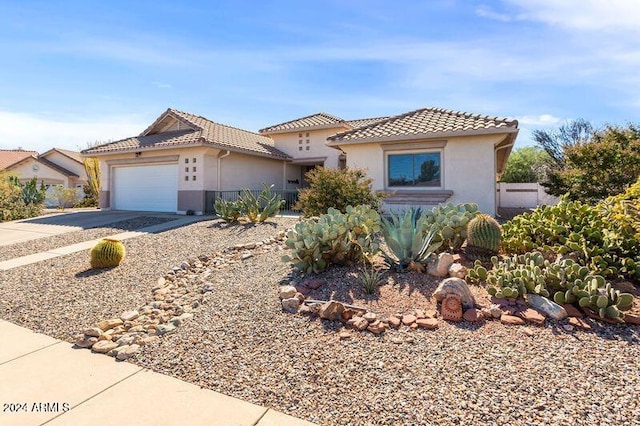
282;205;381;274
0;175;44;221
48;186;78;209
295;167;382;216
502;188;640;280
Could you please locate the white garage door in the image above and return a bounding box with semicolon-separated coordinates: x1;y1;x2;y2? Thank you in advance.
113;164;178;212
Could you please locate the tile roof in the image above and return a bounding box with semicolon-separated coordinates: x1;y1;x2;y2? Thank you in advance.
0;150;38;170
259;113;347;134
83;109;290;159
345;116;389;129
327;108;518;144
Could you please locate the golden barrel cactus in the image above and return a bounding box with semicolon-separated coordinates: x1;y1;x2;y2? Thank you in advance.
90;238;126;269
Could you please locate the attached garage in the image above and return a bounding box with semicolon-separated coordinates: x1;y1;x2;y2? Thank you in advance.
112;164;178;212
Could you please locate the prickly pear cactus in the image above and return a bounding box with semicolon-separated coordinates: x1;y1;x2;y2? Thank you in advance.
281;205;380;274
466;214;501;260
90;238;126;269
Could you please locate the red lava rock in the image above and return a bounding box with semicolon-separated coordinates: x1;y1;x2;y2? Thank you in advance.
388;316;401;329
402;314;417;326
562;304;583;318
367;321;386;334
624;314;640;325
500;314;525;326
347;316;369;331
568;317;592;330
416;318;439;329
341;309;355;321
519;308;546;325
305;279;325;290
363;312;378;323
463;308;482;322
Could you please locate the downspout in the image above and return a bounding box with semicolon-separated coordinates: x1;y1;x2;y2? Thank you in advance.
217;150;231;191
494;137;516;216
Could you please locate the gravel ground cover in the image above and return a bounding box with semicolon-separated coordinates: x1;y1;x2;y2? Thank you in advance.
0;217;297;340
1;218;639;425
0;216;177;261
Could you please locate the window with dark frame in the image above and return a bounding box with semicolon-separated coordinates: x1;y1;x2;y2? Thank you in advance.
387;152;441;187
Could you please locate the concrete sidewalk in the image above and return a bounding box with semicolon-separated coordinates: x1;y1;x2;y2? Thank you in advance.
0;216;202;271
0;319;315;426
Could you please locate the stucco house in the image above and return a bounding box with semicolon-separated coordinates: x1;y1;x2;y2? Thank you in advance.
82;107;517;215
0;148;88;193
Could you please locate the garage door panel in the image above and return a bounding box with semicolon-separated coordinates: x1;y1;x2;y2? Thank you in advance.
113;164;178;212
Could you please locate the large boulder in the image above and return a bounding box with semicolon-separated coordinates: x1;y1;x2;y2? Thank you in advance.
433;278;476;309
428;253;454;277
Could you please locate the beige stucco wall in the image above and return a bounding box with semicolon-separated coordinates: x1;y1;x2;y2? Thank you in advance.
43;151;87;182
219;151;285;190
338;134;507;215
268;127;345;168
7;157;70;186
93;146;287;213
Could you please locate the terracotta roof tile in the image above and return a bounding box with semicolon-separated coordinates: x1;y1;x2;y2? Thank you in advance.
0;150;38;170
328;108;518;143
344;116;389;129
259;112;346;134
83;109;290;159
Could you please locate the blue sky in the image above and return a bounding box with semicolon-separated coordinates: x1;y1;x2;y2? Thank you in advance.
1;0;638;152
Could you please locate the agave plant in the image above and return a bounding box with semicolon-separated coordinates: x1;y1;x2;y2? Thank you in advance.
381;208;442;272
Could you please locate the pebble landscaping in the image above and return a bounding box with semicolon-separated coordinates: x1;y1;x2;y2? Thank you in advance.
1;217;639;425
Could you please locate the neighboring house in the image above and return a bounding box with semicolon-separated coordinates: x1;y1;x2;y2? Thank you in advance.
0;148;87;191
82;107;518;215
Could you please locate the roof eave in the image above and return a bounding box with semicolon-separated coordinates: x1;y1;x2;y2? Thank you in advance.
326;126;519;146
82;140;291;161
260;122;351;135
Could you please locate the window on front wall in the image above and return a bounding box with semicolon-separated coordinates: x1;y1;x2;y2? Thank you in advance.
387;152;441;187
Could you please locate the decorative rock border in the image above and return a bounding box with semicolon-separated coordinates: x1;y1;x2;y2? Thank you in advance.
74;230;289;361
279;263;639;337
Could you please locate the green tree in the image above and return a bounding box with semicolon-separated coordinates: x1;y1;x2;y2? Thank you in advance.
500;146;550;183
533;118;594;168
543;124;640;202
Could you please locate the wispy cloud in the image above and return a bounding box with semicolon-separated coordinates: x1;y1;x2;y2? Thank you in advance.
515;114;562;126
506;0;640;34
475;5;512;22
0;111;146;153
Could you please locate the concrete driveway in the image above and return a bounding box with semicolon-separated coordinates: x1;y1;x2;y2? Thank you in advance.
0;210;180;247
